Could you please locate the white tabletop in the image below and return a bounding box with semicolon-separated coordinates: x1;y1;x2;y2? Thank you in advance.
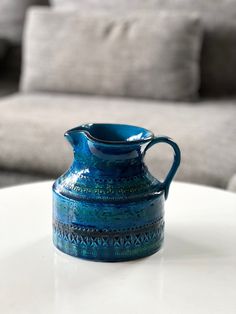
0;181;236;314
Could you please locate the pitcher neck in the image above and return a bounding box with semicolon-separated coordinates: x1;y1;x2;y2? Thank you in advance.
71;141;146;178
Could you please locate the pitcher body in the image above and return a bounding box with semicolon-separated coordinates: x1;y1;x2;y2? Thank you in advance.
53;123;180;261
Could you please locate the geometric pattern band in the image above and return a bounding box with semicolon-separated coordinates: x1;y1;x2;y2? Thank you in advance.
53;218;164;249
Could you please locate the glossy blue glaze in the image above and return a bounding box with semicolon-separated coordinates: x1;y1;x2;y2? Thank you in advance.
53;123;181;261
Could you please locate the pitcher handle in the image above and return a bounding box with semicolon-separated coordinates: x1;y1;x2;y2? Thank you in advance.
143;136;181;200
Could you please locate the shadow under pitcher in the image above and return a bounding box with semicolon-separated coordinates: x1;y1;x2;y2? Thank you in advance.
52;123;181;262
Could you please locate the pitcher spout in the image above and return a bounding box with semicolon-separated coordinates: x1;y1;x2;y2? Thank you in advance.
64;124;92;147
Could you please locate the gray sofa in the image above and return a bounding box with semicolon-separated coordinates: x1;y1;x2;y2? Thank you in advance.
0;0;236;192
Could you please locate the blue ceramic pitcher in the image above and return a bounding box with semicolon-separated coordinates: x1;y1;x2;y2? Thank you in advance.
53;123;181;261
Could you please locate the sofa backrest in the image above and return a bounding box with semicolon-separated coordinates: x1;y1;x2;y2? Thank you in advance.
0;0;49;81
50;0;236;96
50;0;236;11
0;0;49;44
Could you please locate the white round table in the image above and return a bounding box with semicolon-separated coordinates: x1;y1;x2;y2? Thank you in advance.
0;181;236;314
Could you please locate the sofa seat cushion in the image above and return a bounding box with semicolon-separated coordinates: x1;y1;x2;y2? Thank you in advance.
0;93;235;189
227;174;236;193
0;170;48;188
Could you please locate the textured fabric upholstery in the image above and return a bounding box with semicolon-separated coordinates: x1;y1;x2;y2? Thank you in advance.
50;0;236;96
0;93;235;189
227;174;236;192
0;170;48;188
21;9;202;101
50;0;236;12
0;0;48;44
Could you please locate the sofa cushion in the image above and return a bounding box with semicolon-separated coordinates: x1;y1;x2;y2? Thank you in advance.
20;8;202;101
50;0;236;12
50;0;236;96
0;0;48;44
0;93;235;189
227;174;236;193
0;170;47;188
